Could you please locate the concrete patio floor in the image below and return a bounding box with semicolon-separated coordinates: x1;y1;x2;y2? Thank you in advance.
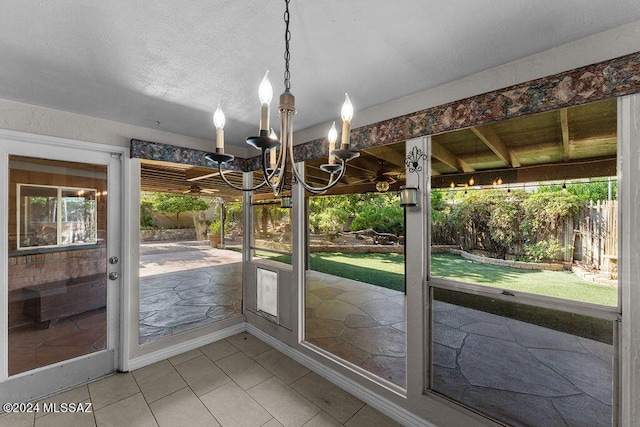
139;241;243;343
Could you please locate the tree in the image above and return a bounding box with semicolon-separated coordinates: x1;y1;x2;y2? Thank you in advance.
148;192;209;229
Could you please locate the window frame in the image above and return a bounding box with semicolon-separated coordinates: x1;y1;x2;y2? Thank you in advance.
16;183;98;250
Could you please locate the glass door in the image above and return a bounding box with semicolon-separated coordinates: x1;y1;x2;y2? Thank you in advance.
1;138;122;404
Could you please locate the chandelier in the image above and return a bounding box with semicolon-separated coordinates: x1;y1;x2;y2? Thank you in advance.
205;0;359;196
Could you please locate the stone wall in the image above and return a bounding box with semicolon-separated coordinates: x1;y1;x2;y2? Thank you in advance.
140;228;197;242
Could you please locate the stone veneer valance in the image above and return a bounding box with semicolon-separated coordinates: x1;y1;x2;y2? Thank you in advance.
132;51;640;171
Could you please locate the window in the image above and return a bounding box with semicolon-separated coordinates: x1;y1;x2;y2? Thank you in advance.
427;99;619;426
17;184;97;249
251;199;292;264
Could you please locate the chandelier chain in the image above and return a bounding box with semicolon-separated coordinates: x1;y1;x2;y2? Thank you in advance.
283;0;291;92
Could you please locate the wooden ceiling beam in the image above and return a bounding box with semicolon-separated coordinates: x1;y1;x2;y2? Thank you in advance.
560;108;570;161
431;141;475;172
360;147;406;168
470;126;521;168
430;157;616;188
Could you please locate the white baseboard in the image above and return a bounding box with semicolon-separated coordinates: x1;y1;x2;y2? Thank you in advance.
246;324;434;427
127;323;246;371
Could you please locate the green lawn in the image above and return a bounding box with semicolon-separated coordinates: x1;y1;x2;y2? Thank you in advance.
432;252;617;307
253;250;617;306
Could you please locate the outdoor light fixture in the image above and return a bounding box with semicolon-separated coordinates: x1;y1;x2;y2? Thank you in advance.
400;146;428;208
280;196;292;209
375;180;390;192
399;186;418;207
205;0;359;196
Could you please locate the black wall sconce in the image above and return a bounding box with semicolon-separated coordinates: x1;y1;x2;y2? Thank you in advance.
400;146;428;207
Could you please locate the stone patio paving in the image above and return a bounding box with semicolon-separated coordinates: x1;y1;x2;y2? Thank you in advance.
139;241;242;343
305;270;407;388
305;271;612;426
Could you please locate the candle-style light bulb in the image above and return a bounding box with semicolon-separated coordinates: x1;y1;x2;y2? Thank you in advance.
340;93;353;149
327;122;337;165
269;128;278;169
259;71;273;132
213;104;225;151
341;93;353;122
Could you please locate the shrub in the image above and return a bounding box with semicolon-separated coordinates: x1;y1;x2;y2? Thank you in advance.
209;220;222;235
520;240;566;262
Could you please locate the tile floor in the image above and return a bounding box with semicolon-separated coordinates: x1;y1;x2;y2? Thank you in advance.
0;332;402;427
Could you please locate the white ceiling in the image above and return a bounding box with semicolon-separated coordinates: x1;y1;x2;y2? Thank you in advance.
1;1;639;150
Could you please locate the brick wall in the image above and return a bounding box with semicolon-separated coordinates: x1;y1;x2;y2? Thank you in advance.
8;246;107;292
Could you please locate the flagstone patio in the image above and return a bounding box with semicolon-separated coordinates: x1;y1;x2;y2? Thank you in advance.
139;241;243;343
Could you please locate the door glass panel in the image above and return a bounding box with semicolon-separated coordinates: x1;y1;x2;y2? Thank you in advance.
8;156;108;375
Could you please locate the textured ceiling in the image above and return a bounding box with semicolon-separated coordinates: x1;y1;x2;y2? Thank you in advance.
0;1;639;151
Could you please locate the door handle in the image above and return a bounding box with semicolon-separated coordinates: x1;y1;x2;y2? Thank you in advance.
108;272;119;280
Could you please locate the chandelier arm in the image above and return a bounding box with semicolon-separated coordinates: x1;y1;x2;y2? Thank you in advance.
287;132;347;194
217;151;271;192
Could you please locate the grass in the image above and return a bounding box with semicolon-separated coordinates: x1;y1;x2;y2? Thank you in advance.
253;250;405;292
431;252;617;307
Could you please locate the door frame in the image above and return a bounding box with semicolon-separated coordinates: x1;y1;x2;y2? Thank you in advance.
0;129;126;403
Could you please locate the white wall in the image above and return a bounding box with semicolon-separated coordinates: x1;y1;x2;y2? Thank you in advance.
0;98;249;158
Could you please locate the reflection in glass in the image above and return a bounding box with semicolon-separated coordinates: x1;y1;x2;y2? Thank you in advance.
8;156;107;375
431;288;613;427
18;185;98;249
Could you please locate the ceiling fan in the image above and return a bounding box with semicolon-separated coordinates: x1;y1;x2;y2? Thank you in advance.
370;160;401;192
182;184;219;195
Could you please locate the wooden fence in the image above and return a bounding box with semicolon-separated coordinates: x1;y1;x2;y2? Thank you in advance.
573;200;618;273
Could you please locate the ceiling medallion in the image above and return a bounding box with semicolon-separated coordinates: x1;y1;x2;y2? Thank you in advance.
205;0;359;197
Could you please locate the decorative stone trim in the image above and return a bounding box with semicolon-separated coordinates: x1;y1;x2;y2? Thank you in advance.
450;249;565;271
131;51;640;171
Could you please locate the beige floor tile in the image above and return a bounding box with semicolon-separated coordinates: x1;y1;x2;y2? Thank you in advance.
36;384;90;418
149;388;220;427
35;399;95;427
168;348;203;366
225;332;272;357
253;349;310;384
291;373;364;423
199;339;238;362
132;360;187;403
303;411;343;427
87;373;140;410
174;355;231;396
248;377;320;427
200;382;271;427
344;405;402;427
0;412;34;427
94;393;157;427
261;419;283;427
216;352;272;390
